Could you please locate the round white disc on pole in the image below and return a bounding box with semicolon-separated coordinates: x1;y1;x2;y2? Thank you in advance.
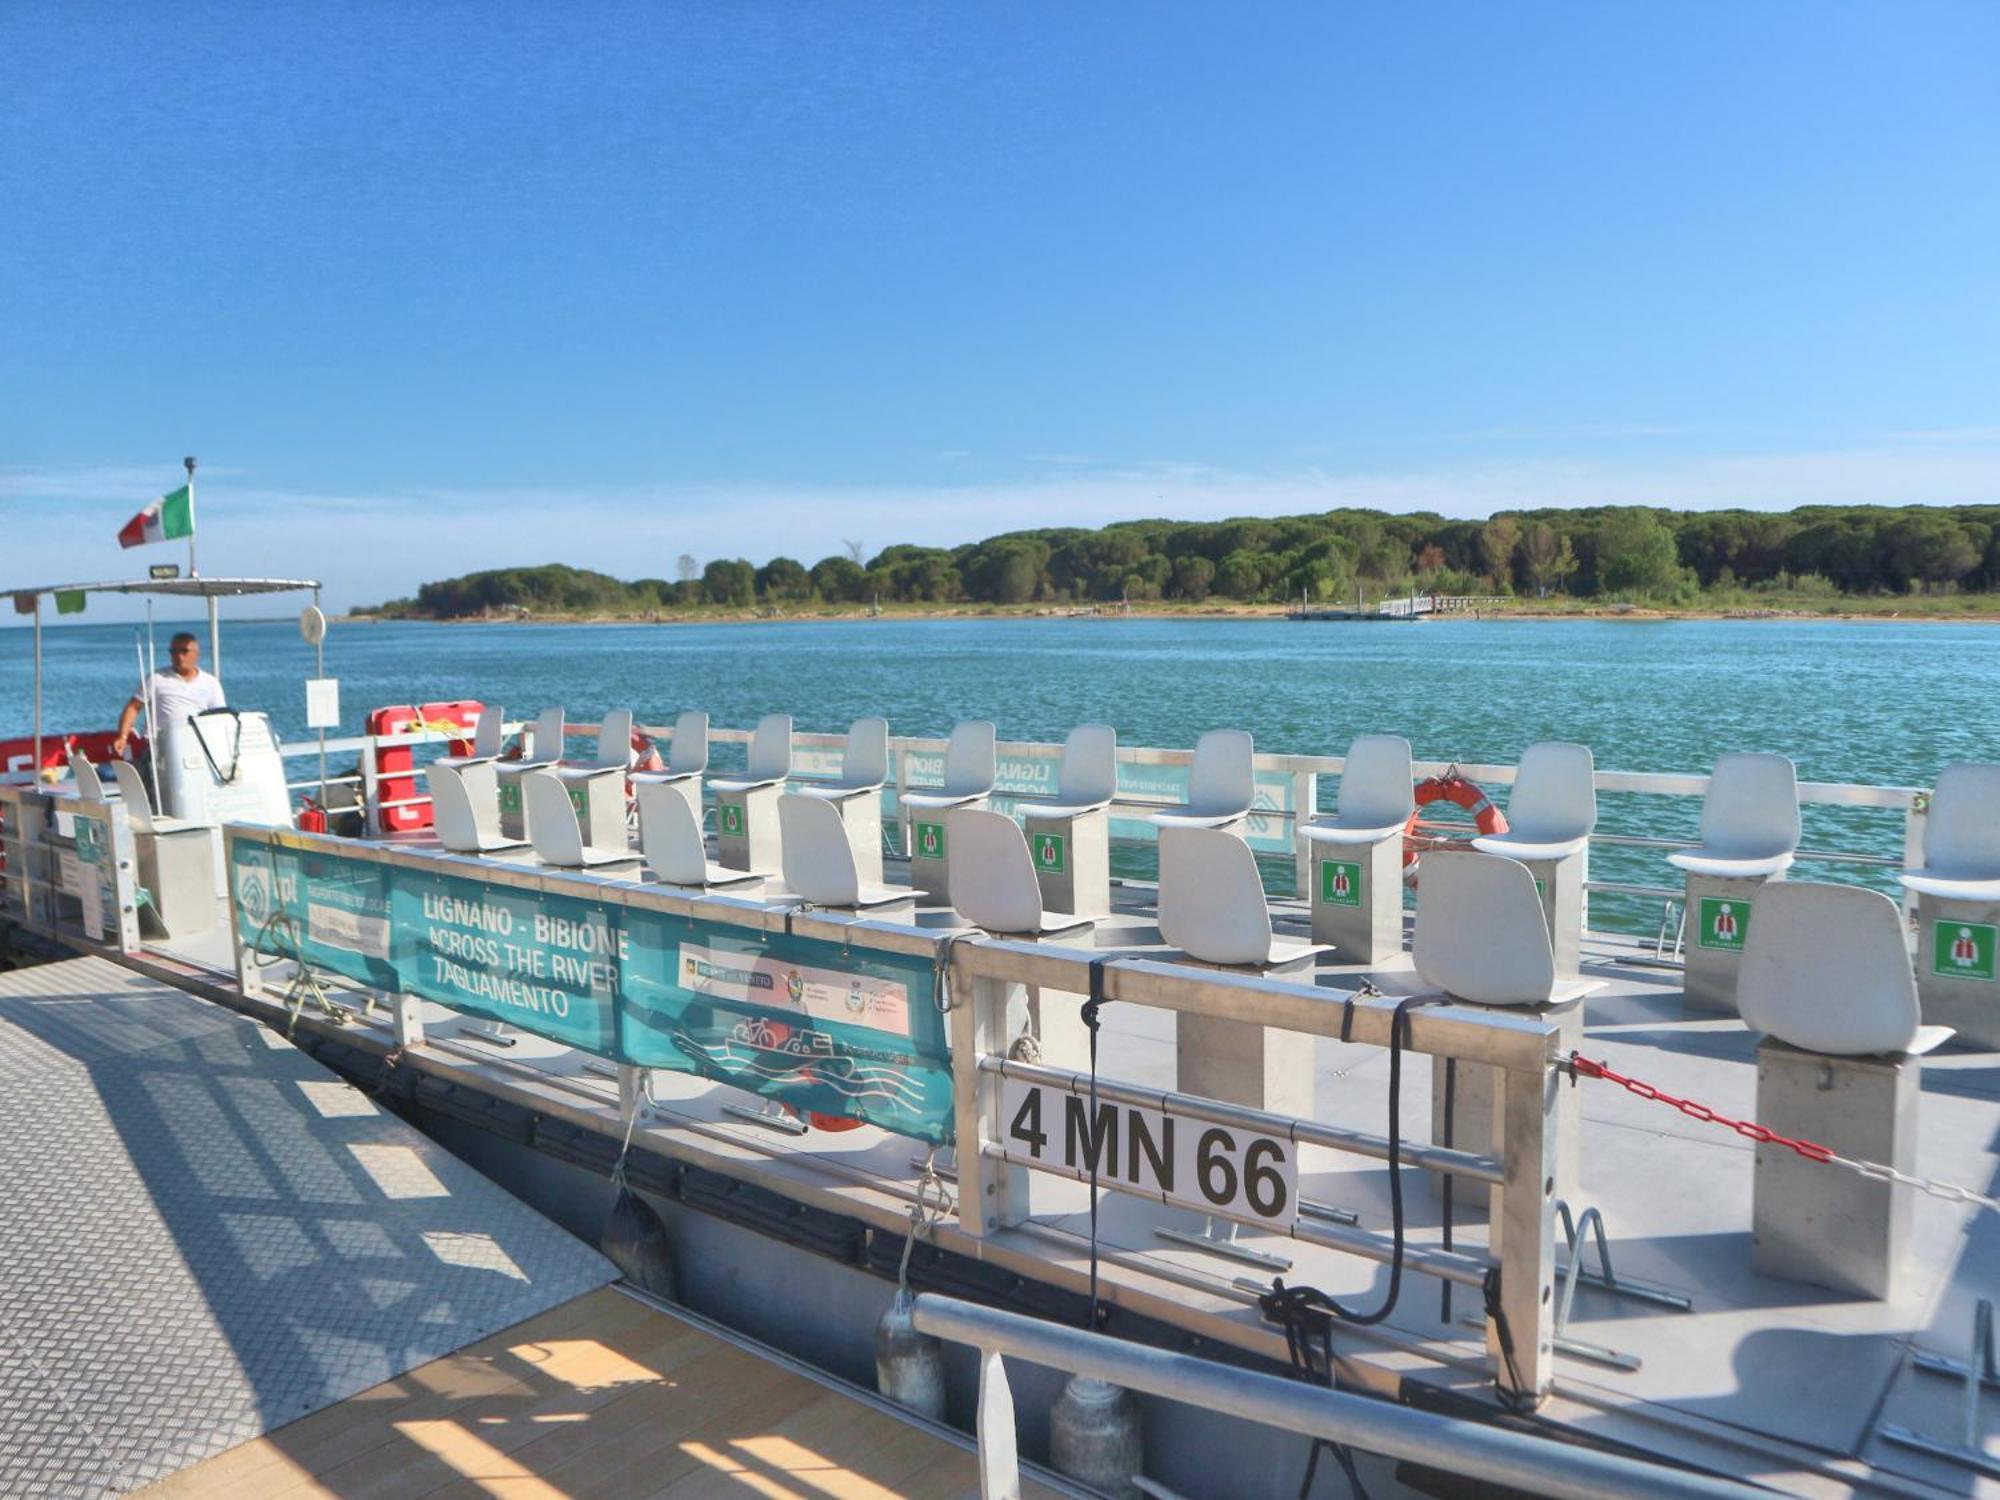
298;605;327;646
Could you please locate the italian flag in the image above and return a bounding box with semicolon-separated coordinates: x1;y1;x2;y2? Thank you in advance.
117;485;194;549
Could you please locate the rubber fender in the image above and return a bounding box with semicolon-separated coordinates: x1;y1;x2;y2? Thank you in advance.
601;1185;679;1302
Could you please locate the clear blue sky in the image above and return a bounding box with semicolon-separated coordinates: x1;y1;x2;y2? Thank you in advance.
3;2;1995;613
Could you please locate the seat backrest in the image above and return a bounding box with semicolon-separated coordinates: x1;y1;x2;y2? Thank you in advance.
1187;729;1254;817
747;714;793;782
70;754;108;803
427;763;486;853
1157;826;1273;965
523;770;586;866
843;717;890;789
473;704;505;759
1922;762;2000;876
1337;735;1415;826
1056;724;1118;807
668;710;710;776
942;720;997;797
1697;752;1798;858
1412;850;1557;1006
107;760;158;831
595;709;634;770
637;782;709;885
529;708;565;763
1506;741;1597;842
778;793;860;906
1738;882;1920;1055
948;809;1044;933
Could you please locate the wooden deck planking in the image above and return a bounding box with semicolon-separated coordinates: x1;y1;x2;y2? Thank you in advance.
145;1288;1057;1500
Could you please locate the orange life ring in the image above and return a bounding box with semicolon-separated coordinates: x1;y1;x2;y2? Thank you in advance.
1402;773;1508;869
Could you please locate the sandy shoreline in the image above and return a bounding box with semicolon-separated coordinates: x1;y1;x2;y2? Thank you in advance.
340;601;2000;627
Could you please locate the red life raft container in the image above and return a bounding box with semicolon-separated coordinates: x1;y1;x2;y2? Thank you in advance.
366;701;484;833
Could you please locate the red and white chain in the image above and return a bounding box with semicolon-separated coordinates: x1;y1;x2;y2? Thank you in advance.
1568;1052;2000;1215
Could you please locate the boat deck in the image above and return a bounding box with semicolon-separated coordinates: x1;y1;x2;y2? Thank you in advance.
144;1285;1055;1500
0;956;615;1497
35;846;2000;1496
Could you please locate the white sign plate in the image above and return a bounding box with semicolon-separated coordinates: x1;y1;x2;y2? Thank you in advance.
1000;1079;1298;1227
305;678;341;730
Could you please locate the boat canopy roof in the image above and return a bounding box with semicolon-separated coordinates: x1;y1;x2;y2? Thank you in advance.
9;576;320;604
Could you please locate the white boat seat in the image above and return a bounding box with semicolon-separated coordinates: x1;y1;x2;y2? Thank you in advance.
708;713;793;794
69;753;114;803
795;716;890;803
426;762;530;856
778;794;912;910
107;759;205;838
902;720;997;815
522;769;639;872
632;710;709;790
947;808;1093;937
1150;728;1255;829
555;709;634;782
435;702;507;771
1471;741;1596;863
1158;825;1327;969
1899;762;2000;902
1413;850;1595;1007
664;708;710;778
1022;724;1119;822
636;779;763;892
1739;882;1946;1056
1665;751;1799;880
1303;733;1414;846
506;707;566;770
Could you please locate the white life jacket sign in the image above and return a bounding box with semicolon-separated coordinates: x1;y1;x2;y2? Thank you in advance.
1000;1079;1298;1227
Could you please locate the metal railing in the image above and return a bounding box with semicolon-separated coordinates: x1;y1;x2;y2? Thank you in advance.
210;819;1571;1410
912;1293;1762;1500
944;936;1563;1407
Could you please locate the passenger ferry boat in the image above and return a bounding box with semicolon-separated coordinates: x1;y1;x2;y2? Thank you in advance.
2;571;1996;1498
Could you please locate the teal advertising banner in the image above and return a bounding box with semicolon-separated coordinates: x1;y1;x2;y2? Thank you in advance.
234;840;399;992
394;867;620;1055
620;909;950;1142
230;837;953;1143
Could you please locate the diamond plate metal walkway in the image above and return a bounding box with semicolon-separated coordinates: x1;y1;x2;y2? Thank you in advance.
0;956;616;1498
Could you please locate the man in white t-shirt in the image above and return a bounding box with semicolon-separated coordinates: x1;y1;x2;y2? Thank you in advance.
113;632;225;755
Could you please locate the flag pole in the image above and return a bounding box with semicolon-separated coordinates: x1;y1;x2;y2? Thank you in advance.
183;455;197;578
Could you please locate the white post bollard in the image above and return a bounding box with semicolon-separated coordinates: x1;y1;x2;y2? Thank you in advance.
907;798;988;904
1518;849;1587;978
1308;835;1405;963
566;775;629;852
1914;892;2000;1048
833;793;886;886
1752;1039;1919;1298
495;762;535;842
1683;871;1780;1014
1023;805;1110;919
715;783;784;873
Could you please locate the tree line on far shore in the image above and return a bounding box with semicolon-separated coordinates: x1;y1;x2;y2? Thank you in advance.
357;503;2000;617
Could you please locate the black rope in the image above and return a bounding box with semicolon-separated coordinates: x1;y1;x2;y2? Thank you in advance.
1081;955;1115;1331
1483;1266;1532;1411
1438;1056;1456;1324
1258;993;1443;1499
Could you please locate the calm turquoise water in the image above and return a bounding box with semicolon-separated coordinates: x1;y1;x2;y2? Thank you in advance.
5;616;1992;924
